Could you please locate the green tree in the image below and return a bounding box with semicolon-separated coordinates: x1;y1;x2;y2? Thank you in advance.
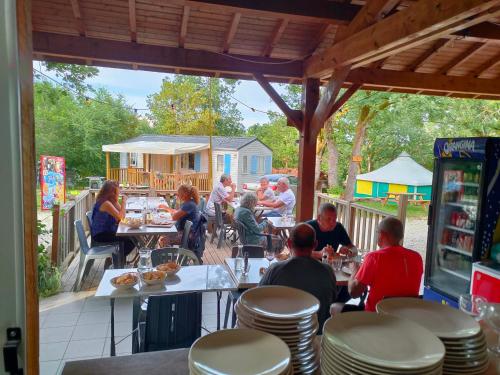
36;62;99;96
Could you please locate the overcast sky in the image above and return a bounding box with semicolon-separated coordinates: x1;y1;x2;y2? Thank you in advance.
35;63;289;129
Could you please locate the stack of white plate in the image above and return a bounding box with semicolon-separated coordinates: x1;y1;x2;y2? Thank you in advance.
377;298;489;375
189;328;292;375
235;286;320;374
321;312;445;375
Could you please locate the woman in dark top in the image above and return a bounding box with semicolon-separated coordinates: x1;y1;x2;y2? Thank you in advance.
158;184;200;246
91;180;135;262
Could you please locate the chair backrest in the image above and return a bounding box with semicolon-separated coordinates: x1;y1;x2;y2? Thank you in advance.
74;220;90;254
143;293;202;352
231;245;264;258
232;219;247;244
151;247;200;266
85;210;93;229
180;220;192;249
214;202;224;226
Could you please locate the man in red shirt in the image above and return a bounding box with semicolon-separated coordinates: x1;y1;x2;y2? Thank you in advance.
332;217;423;313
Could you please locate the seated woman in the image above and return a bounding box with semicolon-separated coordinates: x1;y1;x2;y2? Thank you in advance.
91;180;135;267
235;192;281;250
158;184;200;247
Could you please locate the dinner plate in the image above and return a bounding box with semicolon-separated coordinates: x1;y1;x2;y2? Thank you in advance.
376;298;481;339
235;313;318;335
189;328;291;375
323;312;445;370
234;303;317;328
239;286;319;319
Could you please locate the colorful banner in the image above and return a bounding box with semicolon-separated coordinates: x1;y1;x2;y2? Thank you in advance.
40;155;66;210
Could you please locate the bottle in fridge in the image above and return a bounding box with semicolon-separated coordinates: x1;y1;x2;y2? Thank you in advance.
424;137;500;307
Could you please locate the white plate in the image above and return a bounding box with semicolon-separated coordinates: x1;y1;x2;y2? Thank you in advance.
376;298;481;339
235;304;318;331
189;328;291;375
323;312;445;370
235;302;316;325
239;286;319;319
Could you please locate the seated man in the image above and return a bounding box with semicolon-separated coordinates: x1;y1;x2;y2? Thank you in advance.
332;217;423;314
258;177;295;217
256;176;275;202
307;203;356;260
205;174;236;217
260;223;337;333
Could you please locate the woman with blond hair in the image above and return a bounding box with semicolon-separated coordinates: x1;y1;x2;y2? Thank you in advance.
158;184;201;247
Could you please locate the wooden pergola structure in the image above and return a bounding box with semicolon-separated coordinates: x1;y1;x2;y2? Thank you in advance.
8;1;500;371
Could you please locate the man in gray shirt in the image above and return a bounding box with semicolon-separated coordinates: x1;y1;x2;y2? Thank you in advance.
259;223;337;333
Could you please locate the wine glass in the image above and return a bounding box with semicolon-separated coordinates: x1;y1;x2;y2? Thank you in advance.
459;294;487;321
332;257;342;272
482;303;500;356
265;249;275;266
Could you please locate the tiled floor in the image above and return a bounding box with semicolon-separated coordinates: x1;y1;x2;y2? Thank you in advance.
39;291;227;375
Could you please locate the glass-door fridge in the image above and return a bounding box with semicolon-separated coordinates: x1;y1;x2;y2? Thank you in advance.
424;137;500;307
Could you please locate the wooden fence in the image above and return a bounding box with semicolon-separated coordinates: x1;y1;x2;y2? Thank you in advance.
316;193;408;251
51;190;94;268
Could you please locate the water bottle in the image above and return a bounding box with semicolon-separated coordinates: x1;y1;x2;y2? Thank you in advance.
235;245;244;272
322;252;329;265
243;252;250;276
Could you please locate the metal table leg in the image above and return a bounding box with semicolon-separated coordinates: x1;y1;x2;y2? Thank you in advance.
216;291;222;330
110;298;116;356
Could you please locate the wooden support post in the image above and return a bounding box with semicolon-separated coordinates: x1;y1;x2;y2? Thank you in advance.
296;78;319;221
51;204;60;265
397;194;408;237
105;151;110;180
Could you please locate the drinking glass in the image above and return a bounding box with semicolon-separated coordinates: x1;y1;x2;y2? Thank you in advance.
138;249;151;271
459;294;487;321
265;250;275;266
242;264;251;277
482;303;500;356
332;257;342;271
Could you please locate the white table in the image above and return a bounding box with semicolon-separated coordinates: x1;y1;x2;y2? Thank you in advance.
116;222;177;249
266;216;296;243
95;265;237;356
224;257;350;289
125;197;167;211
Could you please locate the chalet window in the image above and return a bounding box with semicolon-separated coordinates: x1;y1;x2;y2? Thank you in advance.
242;155;248;173
188;153;195;170
181;153;195;170
129;153;138;167
216;155;224;172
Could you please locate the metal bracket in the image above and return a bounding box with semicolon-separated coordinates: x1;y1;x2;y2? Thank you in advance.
3;328;23;375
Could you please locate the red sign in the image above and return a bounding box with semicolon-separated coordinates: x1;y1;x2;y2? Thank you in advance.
40;156;66;210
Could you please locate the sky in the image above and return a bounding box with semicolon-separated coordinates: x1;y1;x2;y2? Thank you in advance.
36;63;288;129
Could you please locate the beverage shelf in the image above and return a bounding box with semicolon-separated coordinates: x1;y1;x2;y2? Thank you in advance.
444;225;475;235
440;266;470;281
445;201;478;208
439;244;473;257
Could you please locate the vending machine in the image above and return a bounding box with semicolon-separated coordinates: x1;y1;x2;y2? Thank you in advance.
424;137;500;307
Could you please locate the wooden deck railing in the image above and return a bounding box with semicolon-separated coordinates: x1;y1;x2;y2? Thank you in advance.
51;190;94;268
109;168;210;193
316;193;407;251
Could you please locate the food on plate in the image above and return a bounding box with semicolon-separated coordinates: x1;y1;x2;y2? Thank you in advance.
121;216;143;228
275;252;290;261
259;267;268;275
111;272;138;288
156;262;180;273
141;270;165;281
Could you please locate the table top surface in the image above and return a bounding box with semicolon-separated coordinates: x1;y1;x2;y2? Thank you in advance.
266;216;296;229
95;265;236;298
116;222;177;236
386;192;424;197
224;257;350;289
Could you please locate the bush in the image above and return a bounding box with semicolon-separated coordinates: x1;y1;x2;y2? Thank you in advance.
37;220;61;298
326;186;344;197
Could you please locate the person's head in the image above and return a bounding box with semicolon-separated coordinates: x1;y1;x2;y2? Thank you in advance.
240;192;258;210
276;177;290;193
377;217;404;247
220;174;232;187
96;180;120;204
260;176;269;189
177;184;200;205
317;203;338;232
288;223;317;257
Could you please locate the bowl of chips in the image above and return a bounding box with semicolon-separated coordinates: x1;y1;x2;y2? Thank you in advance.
121;216;143;229
139;270;166;286
156;262;181;276
110;272;138;290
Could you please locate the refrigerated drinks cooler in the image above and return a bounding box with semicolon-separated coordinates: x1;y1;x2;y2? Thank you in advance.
424;137;500;307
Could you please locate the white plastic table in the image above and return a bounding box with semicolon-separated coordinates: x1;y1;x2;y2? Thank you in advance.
116;222;177;249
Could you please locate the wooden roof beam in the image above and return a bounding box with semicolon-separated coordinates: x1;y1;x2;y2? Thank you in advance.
325;84;361;122
33;32;303;80
407;38;450;71
262;18;289;57
473;51;500;77
454;22;500;42
346;67;500;97
254;73;302;129
222;12;241;53
436;42;487;74
308;24;332;55
129;0;137;42
179;5;191;48
69;0;85;36
305;0;500;78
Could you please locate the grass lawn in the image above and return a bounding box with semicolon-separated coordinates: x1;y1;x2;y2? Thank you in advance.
355;200;429;219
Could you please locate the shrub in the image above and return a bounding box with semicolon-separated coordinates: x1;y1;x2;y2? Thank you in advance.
37;220;61;298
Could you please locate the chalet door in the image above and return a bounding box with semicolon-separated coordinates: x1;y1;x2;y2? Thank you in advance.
0;0;37;373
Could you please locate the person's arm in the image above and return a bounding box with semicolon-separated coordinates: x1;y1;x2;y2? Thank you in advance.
258;199;284;208
223;183;237;203
241;209;265;235
256;186;265;201
258;263;277;285
348;262;366;298
170;209;187;221
337;224;356;256
348;254;375;298
100;198;126;222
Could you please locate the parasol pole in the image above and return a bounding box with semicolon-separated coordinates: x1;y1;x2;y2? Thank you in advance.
208;77;214;190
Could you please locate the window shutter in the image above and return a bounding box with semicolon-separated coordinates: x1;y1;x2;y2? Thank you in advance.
224;154;231;174
250;155;258;174
194;152;201;172
264;156;272;174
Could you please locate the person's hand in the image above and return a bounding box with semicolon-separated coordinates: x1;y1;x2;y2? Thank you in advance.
322;245;334;257
338;246;354;257
231;183;236;191
350;260;360;274
121;194;128;202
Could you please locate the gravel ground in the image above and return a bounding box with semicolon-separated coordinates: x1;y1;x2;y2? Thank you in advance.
403;218;429;263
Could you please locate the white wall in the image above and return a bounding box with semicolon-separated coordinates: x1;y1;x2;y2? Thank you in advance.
212;150;239;187
238;141;273;190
